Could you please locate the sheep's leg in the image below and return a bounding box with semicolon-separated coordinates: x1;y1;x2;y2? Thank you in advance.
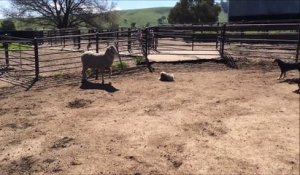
95;69;99;80
101;69;105;84
82;67;87;82
109;67;112;79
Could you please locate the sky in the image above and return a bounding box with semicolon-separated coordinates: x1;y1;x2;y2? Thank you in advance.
113;0;178;10
0;0;179;18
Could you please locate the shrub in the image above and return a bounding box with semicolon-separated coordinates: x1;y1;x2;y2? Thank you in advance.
133;56;145;65
0;20;16;31
112;62;128;70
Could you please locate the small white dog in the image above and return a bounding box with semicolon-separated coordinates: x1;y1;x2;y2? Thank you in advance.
159;72;175;82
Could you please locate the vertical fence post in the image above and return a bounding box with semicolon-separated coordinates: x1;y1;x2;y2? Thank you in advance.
216;23;219;49
4;34;9;67
33;38;39;81
128;28;131;53
50;31;53;46
154;27;158;51
143;28;152;72
96;32;99;53
192;26;195;51
60;29;63;46
63;30;66;48
77;30;81;49
221;24;226;58
116;30;119;51
296;25;300;62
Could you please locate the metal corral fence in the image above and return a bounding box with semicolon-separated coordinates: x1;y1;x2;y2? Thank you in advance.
0;29;147;84
219;23;300;62
142;24;222;66
143;23;300;62
1;23;300;85
35;28;146;77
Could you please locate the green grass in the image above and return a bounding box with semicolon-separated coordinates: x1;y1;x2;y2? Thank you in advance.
112;61;128;70
0;43;32;51
133;56;145;65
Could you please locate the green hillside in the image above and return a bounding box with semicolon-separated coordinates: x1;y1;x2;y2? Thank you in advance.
117;7;228;28
118;7;171;28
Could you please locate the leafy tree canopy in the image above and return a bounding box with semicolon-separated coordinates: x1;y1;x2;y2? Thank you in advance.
168;0;221;24
0;19;16;31
3;0;117;29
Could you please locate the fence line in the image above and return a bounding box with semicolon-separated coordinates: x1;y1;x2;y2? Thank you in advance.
1;23;300;84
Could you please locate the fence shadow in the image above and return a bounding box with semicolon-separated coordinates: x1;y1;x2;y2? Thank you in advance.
80;81;119;93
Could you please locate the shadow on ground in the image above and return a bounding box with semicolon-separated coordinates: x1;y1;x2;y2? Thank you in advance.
279;78;300;94
0;66;148;97
80;81;119;93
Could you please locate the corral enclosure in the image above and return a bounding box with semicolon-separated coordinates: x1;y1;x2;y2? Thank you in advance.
0;23;300;174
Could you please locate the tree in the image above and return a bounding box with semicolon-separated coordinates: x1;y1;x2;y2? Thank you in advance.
130;22;136;28
0;19;16;31
220;0;229;13
168;0;221;24
157;18;163;24
3;0;116;29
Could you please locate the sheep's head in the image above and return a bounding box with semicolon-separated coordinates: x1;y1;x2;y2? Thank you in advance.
108;46;119;56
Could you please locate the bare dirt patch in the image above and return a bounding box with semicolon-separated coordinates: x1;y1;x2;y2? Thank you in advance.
67;99;93;109
0;61;299;174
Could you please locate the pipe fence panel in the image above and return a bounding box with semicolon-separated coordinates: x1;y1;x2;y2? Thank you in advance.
0;35;36;86
222;23;300;62
36;30;145;77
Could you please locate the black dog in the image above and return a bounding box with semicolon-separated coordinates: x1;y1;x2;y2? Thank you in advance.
273;59;300;79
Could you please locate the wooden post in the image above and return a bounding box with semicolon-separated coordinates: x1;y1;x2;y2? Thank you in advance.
33;38;39;81
96;32;99;53
296;25;300;62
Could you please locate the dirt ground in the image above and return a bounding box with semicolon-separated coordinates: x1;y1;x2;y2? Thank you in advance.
0;61;299;174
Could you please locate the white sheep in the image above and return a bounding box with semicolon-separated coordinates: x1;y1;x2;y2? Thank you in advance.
81;46;119;84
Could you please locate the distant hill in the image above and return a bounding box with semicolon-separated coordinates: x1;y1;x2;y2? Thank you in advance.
0;7;228;30
117;7;171;28
118;7;228;28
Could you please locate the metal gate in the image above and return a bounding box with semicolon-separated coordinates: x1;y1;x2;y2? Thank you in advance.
0;35;37;87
